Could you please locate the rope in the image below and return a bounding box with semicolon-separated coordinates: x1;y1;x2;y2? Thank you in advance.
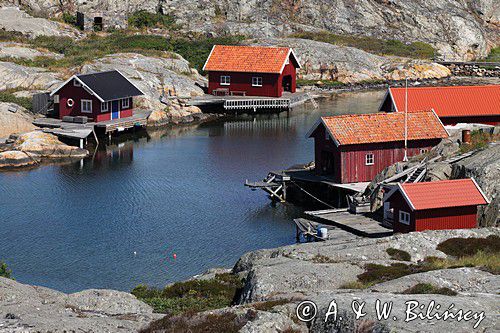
290;180;335;209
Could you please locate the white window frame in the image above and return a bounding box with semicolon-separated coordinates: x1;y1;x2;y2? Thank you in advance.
220;75;230;86
325;130;330;141
81;99;92;113
252;76;263;87
285;58;290;65
121;98;130;109
53;95;59;103
101;101;109;113
420;148;429;155
399;210;411;225
74;79;82;87
365;153;374;166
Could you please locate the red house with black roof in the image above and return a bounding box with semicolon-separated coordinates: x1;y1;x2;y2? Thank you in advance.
50;70;144;122
203;45;301;97
307;111;449;183
384;179;489;233
379;85;500;125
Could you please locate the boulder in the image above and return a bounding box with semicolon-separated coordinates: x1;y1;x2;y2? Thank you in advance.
0;277;160;332
0;102;35;138
13;131;88;158
0;150;39;168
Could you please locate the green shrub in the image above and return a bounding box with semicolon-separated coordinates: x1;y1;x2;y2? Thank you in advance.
0;261;12;279
459;131;499;153
437;235;500;258
402;283;457;296
251;299;290;311
290;31;435;59
481;47;500;62
62;12;77;26
131;273;244;314
386;248;411;261
0;90;32;111
128;10;178;30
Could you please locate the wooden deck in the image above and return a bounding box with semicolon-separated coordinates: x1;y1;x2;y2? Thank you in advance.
306;210;393;238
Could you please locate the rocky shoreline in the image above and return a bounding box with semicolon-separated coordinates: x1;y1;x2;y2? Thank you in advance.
1;227;498;332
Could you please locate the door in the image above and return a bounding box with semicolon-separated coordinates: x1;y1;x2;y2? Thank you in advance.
282;75;292;92
112;100;119;120
321;151;335;175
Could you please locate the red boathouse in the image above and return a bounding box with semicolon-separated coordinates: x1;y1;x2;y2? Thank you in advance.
379;85;500;125
202;45;301;98
384;179;489;233
307;111;449;183
50;70;144;122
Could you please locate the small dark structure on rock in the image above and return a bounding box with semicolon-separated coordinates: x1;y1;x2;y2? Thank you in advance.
384;178;489;232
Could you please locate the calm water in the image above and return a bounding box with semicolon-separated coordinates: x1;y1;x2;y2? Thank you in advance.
0;91;383;293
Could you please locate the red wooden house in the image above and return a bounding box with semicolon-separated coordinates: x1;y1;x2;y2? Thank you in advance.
379;85;500;125
307;111;449;183
202;45;301;97
384;179;489;233
50;70;144;122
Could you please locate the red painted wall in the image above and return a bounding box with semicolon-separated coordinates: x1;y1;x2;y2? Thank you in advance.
207;54;297;97
54;80;134;122
311;124;441;183
440;116;499;126
389;191;478;233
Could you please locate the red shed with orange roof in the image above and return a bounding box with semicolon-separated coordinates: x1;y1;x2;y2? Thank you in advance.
384;179;489;233
379;85;500;125
203;45;301;97
307;111;449;183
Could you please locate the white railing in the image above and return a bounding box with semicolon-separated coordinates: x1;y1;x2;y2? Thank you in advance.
224;98;290;110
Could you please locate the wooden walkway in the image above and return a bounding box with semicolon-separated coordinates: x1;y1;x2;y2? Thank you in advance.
306;210;393;238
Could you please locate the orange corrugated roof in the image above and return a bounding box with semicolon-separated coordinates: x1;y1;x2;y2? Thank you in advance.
400;179;489;210
203;45;295;74
389;85;500;118
318;110;448;145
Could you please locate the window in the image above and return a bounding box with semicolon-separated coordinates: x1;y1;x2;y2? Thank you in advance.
121;98;130;109
81;99;92;113
53;95;59;103
220;75;230;86
101;101;109;113
365;153;374;165
285;58;290;65
325;130;330;141
420;148;429;155
399;210;411;225
252;77;263;87
73;79;82;87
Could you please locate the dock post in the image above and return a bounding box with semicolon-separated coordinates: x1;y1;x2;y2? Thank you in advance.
296;225;300;242
79;139;83;149
282;181;287;201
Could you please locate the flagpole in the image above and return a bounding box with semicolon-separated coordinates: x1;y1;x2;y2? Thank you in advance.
403;78;408;162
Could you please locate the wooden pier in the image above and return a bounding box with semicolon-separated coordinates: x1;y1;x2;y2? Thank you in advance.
32;110;151;146
190;92;317;113
305;210;393;238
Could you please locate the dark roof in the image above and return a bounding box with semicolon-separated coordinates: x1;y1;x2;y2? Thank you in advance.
75;70;143;101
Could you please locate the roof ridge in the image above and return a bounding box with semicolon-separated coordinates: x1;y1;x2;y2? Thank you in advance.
77;69;119;77
391;84;499;90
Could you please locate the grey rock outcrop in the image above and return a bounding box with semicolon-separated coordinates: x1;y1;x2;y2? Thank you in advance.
250;38;451;83
4;0;498;61
0;277;160;332
0;61;62;91
0;42;64;60
0;6;81;39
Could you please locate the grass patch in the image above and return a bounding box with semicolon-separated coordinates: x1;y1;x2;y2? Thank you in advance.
0;261;12;279
297;79;344;87
128;10;179;30
402;283;457;296
459;130;500;153
480;47;500;62
437;235;500;258
386;248;411;261
0;31;244;73
251;299;290;311
290;31;435;59
131;273;244;315
311;254;337;263
339;281;369;289
140;311;255;333
0;90;32;111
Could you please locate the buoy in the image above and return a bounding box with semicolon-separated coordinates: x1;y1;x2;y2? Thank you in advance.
133;251;137;256
173;253;177;260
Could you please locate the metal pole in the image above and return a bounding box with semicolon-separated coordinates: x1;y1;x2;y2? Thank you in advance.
403;78;408;162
